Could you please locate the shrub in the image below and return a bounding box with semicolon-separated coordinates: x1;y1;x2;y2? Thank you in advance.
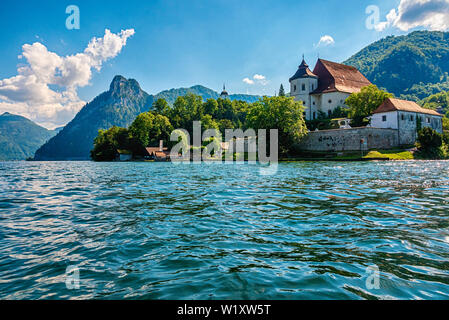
416;127;443;159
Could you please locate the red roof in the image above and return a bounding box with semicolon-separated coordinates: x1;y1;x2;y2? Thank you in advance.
373;98;443;116
145;147;168;156
311;59;372;94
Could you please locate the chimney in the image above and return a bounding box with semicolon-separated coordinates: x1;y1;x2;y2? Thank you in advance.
159;140;164;152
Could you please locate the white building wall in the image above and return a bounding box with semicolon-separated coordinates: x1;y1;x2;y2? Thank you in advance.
370;111;399;129
371;111;443;133
370;110;443;145
290;77;318;120
318;92;350;116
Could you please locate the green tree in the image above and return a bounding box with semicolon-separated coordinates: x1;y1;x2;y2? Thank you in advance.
203;99;219;118
91;126;129;161
129;112;173;148
149;114;174;145
443;116;449;131
218;119;235;136
153;98;171;116
279;84;285;97
200;114;220;132
346;85;393;127
246;96;308;154
169;93;204;133
416;127;443;159
129;112;155;147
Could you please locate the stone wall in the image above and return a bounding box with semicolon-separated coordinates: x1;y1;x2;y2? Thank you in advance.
297;127;399;152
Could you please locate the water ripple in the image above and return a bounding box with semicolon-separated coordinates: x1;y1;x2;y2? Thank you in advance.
0;161;449;299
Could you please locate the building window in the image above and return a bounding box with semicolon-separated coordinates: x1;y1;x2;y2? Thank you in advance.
313;101;315;105
313;112;316;120
311;84;314;90
382;115;387;122
328;110;332;117
328;99;332;104
410;115;414;121
302;84;306;91
401;114;405;121
426;117;431;124
294;85;297;92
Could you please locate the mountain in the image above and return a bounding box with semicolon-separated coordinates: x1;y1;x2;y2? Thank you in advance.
154;85;261;105
0;112;57;161
34;76;154;160
344;31;449;101
34;76;258;161
34;77;261;160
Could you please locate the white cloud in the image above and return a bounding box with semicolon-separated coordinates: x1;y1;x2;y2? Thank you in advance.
375;9;398;31
316;35;335;47
243;77;255;85
395;0;449;31
0;29;135;129
242;74;269;86
375;0;449;32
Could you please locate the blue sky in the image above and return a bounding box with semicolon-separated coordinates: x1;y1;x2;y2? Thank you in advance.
0;0;446;128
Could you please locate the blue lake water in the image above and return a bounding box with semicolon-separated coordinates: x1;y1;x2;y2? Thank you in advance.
0;161;448;300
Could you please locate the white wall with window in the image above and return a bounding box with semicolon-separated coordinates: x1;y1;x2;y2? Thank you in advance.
370;111;399;129
370;111;443;133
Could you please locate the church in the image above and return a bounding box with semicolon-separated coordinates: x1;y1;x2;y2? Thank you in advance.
289;58;372;120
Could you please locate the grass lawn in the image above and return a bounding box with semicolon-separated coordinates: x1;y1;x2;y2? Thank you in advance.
363;149;414;160
290;149;415;161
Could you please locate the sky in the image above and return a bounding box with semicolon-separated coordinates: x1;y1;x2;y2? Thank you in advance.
0;0;448;128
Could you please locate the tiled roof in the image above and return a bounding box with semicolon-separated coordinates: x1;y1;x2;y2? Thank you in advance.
145;147;168;155
373;98;443;116
289;59;318;81
311;59;372;94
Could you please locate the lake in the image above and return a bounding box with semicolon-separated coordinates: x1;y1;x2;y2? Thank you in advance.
0;161;448;300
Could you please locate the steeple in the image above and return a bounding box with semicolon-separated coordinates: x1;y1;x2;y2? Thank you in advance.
289;55;317;82
220;84;229;99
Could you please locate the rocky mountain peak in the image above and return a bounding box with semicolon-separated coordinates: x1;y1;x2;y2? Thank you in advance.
109;75;142;97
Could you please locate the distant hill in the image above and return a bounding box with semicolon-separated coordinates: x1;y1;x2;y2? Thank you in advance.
0;112;57;161
155;85;261;105
344;31;449;101
33;77;261;160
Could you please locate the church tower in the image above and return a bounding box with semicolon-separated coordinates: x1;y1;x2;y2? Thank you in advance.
289;56;318;120
220;84;229;99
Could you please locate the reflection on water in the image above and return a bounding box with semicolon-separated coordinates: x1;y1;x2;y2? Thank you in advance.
0;161;448;300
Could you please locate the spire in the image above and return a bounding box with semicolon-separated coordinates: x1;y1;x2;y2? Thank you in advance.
220;83;229;98
299;55;309;69
289;55;318;82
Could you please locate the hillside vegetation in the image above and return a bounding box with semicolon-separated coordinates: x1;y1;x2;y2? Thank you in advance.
345;31;449;100
0;113;57;160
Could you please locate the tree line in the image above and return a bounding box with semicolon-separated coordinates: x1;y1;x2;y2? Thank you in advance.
91;94;308;161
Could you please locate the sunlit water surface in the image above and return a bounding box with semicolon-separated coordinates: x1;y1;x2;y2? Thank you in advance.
0;161;448;300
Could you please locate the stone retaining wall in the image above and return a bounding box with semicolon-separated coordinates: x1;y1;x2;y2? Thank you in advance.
297;127;399;152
